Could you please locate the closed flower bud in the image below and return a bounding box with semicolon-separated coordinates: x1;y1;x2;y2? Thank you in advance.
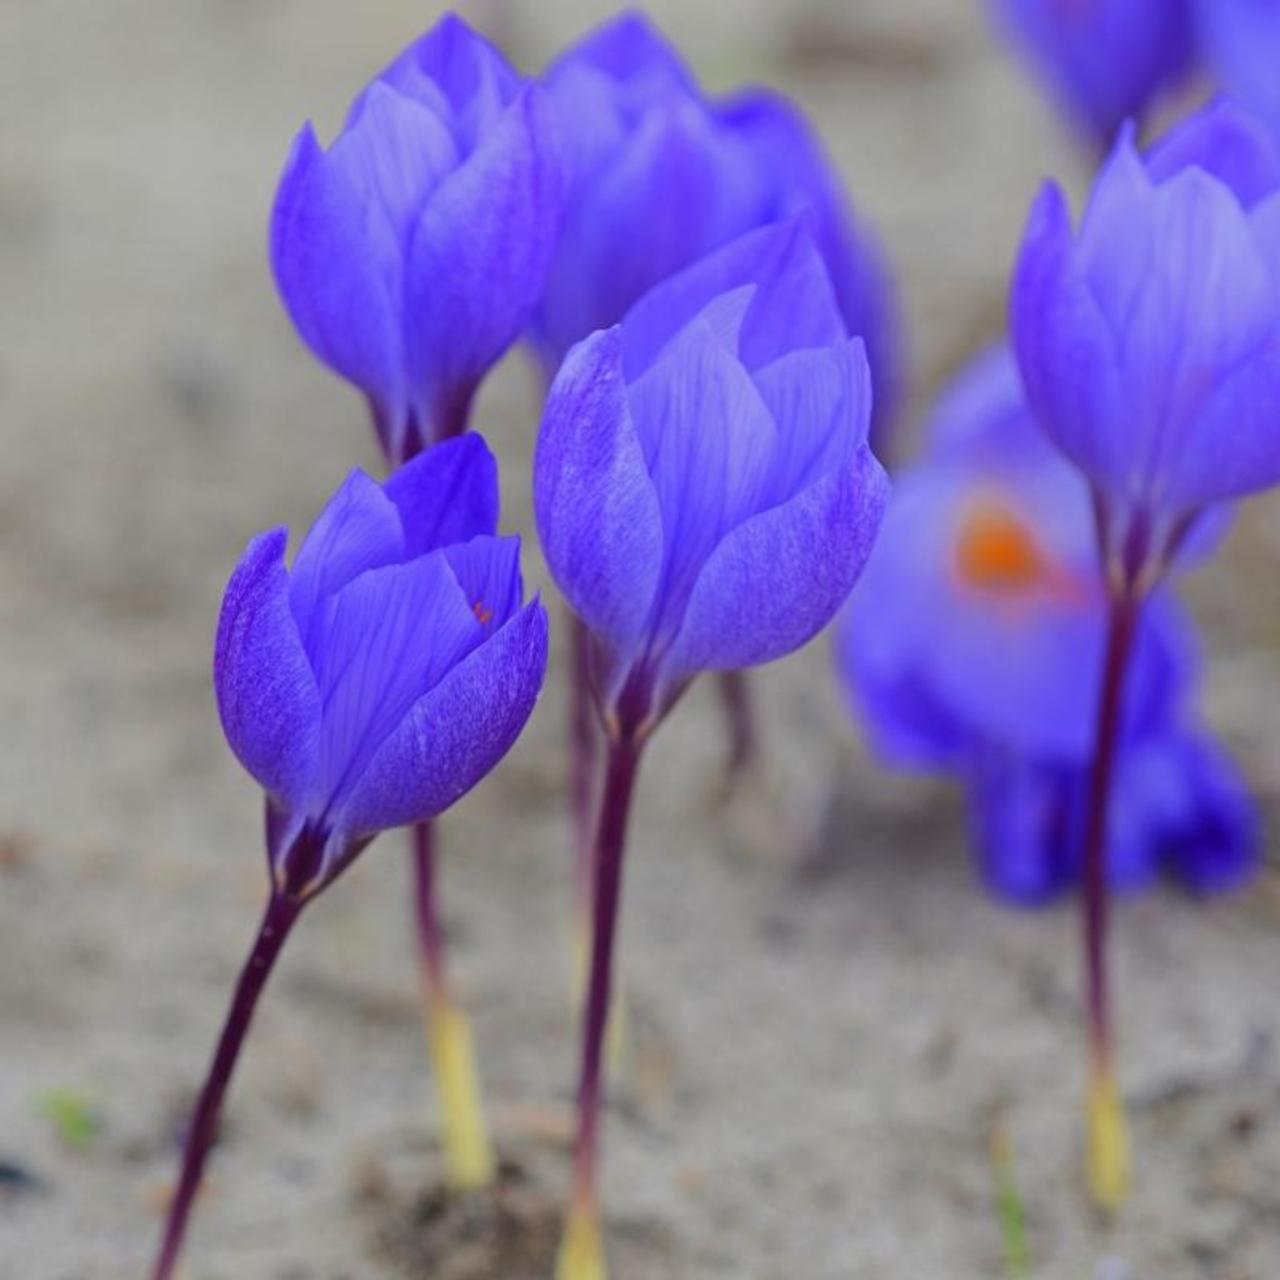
535;219;888;735
1011;99;1280;586
270;14;567;462
214;435;548;898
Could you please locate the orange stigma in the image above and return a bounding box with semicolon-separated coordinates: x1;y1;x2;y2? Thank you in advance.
955;500;1045;590
472;600;494;626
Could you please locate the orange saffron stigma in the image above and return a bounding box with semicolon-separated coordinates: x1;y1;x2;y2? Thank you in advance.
472;600;494;625
955;500;1045;590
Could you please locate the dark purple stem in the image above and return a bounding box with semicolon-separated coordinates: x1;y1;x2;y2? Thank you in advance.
375;397;465;1012
569;731;643;1201
1081;587;1139;1066
412;820;448;997
568;611;600;907
717;669;758;784
374;393;473;469
150;892;302;1280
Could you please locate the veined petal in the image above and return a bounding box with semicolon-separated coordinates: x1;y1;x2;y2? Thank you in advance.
716;86;903;439
1079;126;1157;334
383;433;499;555
753;338;872;503
555;10;699;100
382;13;520;149
1146;96;1280;209
214;529;322;813
406;84;566;435
269;124;404;416
1011;182;1128;495
535;102;763;367
621;217;844;379
336;599;549;836
1116;168;1276;498
310;553;481;812
536;61;629;188
443;534;525;632
533;326;664;651
627;316;778;639
1253;191;1280;290
1170;339;1280;508
328;82;459;245
288;469;404;652
665;446;888;677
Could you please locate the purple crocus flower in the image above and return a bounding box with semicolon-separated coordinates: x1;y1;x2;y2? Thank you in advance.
150;436;547;1280
530;11;900;446
1198;0;1280;146
986;0;1195;149
270;14;566;462
531;11;900;867
216;434;547;893
1012;97;1280;587
537;219;888;1278
1010;99;1280;1208
837;346;1256;906
537;218;889;732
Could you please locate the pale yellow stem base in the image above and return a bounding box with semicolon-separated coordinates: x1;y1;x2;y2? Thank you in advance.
556;1193;607;1280
425;993;496;1193
1086;1064;1131;1215
571;914;628;1073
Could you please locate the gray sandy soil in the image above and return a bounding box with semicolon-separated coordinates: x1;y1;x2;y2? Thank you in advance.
4;1;1280;1277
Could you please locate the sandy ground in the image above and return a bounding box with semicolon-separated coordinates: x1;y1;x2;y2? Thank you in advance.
4;1;1280;1277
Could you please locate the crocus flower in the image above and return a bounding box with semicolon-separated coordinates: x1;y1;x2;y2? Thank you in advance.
270;14;566;462
1010;97;1280;1210
531;11;900;862
1197;0;1280;146
530;11;900;447
536;219;888;1279
151;436;547;1280
538;218;888;732
1012;97;1280;588
838;346;1257;907
839;342;1259;1212
986;0;1195;150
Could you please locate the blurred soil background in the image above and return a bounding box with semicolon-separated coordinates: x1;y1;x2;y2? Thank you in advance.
4;1;1280;1277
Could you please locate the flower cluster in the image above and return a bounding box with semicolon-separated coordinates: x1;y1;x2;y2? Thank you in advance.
151;10;1280;1279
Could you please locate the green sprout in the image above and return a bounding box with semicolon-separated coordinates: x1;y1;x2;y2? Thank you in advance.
37;1088;102;1150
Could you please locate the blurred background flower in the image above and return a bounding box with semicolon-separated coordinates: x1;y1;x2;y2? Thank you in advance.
839;346;1258;906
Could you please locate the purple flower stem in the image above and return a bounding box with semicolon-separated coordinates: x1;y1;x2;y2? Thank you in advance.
568;729;643;1212
151;891;302;1280
1080;586;1139;1074
412;820;448;998
568;610;600;909
716;669;758;785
